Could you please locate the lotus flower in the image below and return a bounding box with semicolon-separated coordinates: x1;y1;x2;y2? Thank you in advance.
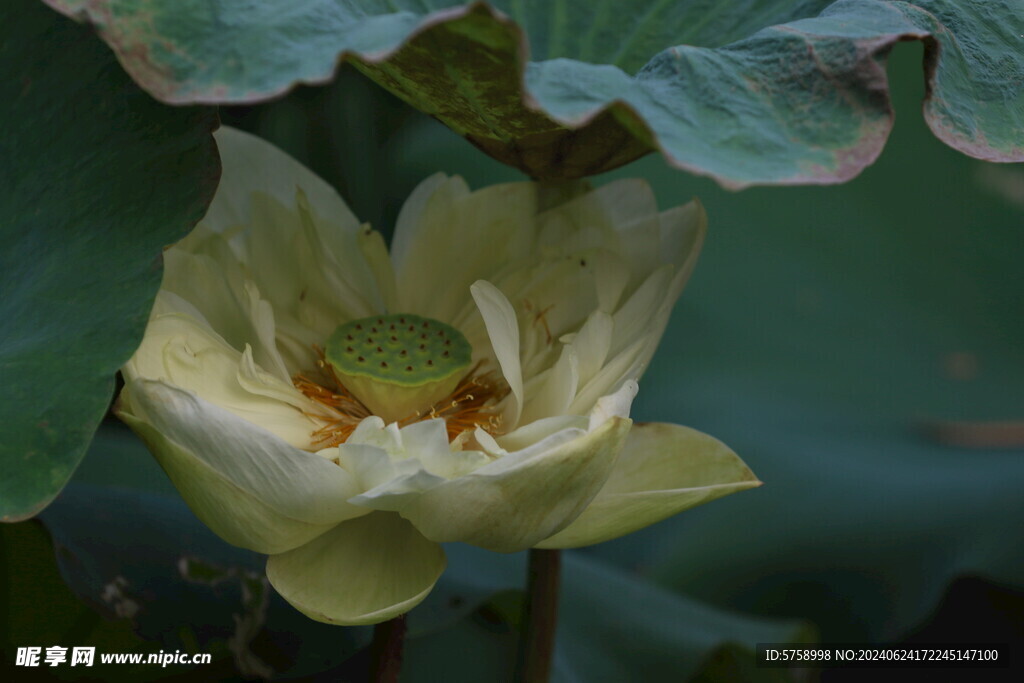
117;127;759;625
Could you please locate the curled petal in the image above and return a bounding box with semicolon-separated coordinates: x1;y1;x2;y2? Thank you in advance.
535;422;760;549
496;415;587;452
123;311;322;449
266;512;445;625
588;379;638;430
161;247;291;382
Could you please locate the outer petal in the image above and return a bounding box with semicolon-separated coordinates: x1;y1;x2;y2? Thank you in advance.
266;512;445;625
201;127;360;249
535;422;760;549
117;379;366;555
354;417;632;553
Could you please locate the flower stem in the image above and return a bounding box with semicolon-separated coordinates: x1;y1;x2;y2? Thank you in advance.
369;613;407;683
517;548;562;683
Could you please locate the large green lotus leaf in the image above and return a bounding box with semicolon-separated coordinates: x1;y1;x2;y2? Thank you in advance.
0;0;220;521
45;0;1023;186
386;44;1024;643
584;48;1024;641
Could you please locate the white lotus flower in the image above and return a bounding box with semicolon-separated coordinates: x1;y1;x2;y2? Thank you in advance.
116;127;759;625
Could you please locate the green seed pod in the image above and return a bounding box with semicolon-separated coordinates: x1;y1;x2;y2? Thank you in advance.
325;314;472;423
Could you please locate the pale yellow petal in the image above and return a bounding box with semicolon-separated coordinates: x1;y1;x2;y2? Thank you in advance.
117;380;365;554
392;176;538;323
562;310;613;388
536;422;759;549
470;280;524;428
519;345;579;426
266;512;445;625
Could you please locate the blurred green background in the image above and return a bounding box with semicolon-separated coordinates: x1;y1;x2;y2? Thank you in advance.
2;42;1022;682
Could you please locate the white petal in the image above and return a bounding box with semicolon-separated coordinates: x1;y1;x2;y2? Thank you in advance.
565;264;686;416
586;178;659;232
612;213;663;285
161;247;290;382
470;280;524;428
494;255;601;350
397;419;492;479
395;419;449;461
565;310;613;387
392;176;539;322
608;265;675;360
472;427;507;457
568;335;646;418
234;346;313;413
335;442;436;493
388;173;454;273
241;189;381;337
519;345;579;426
348;417;405;457
358;224;399;313
588;380;638;431
354;417;631;553
195;128;388;369
124;312;323;449
338;418;492;492
118;380;365;554
589;250;631;312
496;415;587;452
657;200;707;271
205;127;360;245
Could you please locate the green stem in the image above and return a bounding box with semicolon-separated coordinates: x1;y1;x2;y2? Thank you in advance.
517;548;562;683
369;613;407;683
